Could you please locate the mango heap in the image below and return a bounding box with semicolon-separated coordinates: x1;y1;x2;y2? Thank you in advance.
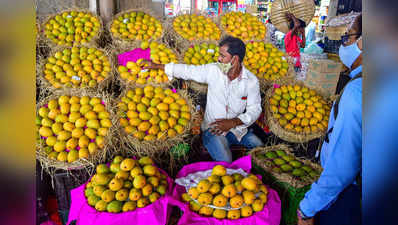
173;14;221;41
37;96;111;163
85;156;168;213
256;149;321;180
118;85;191;141
181;165;269;220
44;11;101;46
244;42;289;81
221;12;266;41
117;42;177;86
183;43;219;65
110;11;162;41
43;46;111;89
270;85;331;134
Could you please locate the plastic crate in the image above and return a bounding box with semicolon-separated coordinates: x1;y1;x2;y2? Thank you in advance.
253;163;310;225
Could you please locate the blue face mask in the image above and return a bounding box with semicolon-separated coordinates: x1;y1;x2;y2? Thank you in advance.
339;41;362;68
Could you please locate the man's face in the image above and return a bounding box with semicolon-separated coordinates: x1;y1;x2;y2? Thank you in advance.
218;45;233;64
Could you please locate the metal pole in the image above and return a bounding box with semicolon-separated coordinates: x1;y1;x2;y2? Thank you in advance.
89;0;98;14
99;0;115;25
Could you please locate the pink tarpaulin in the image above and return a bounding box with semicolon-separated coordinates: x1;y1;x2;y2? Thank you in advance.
117;48;151;66
170;156;281;225
67;167;173;225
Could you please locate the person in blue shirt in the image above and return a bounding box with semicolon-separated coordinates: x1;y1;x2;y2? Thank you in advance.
297;14;362;225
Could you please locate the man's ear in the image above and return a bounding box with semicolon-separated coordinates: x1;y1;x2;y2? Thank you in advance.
232;55;239;65
357;37;362;50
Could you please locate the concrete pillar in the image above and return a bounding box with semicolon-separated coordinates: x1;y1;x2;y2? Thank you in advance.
99;0;115;24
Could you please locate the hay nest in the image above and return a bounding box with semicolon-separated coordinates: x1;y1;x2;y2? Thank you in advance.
36;89;118;174
115;87;195;159
41;8;103;49
265;80;331;143
107;8;164;49
38;44;115;94
250;144;322;188
112;40;180;89
164;12;222;52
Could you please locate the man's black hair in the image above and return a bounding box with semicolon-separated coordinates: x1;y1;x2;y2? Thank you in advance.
219;36;246;63
289;18;306;30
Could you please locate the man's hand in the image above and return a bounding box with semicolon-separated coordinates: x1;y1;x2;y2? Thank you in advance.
142;59;164;70
209;118;243;135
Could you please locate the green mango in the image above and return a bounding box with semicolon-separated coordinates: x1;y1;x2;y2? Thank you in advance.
106;200;123;213
309;171;319;178
282;93;291;101
302;165;313;173
276;150;286;157
281;164;293;172
265;151;278;159
289;160;303;168
282;155;295;162
273;158;286;166
85;187;94;197
272;167;282;173
292;168;306;177
87;195;101;206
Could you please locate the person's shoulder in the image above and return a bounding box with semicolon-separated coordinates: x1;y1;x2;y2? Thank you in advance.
243;67;259;84
341;77;362;107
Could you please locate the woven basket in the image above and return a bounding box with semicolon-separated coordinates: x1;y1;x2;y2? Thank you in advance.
41;8;103;48
265;81;330;143
36;89;117;174
116;87;195;158
108;8;164;49
38;44;115;93
251;144;322;225
270;0;315;34
250;144;322;188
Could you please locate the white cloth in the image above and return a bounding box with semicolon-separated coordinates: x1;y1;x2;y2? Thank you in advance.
165;63;262;141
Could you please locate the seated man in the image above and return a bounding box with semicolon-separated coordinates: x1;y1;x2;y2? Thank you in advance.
143;36;264;162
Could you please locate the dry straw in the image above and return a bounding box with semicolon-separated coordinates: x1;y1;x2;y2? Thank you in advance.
264;80;331;143
250;144;322;188
41;8;104;49
112;40;181;89
37;44;116;94
36;88;118;176
115;87;195;162
107;8;165;49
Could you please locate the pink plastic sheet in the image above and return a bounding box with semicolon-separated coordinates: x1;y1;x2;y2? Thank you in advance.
117;48;151;66
170;156;281;225
67;167;173;225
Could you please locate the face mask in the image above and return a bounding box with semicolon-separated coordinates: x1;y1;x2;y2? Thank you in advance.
339;41;362;68
216;58;233;75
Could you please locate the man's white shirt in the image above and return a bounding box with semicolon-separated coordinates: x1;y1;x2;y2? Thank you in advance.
164;63;262;141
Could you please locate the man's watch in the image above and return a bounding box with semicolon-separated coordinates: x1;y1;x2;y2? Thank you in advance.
297;208;313;220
